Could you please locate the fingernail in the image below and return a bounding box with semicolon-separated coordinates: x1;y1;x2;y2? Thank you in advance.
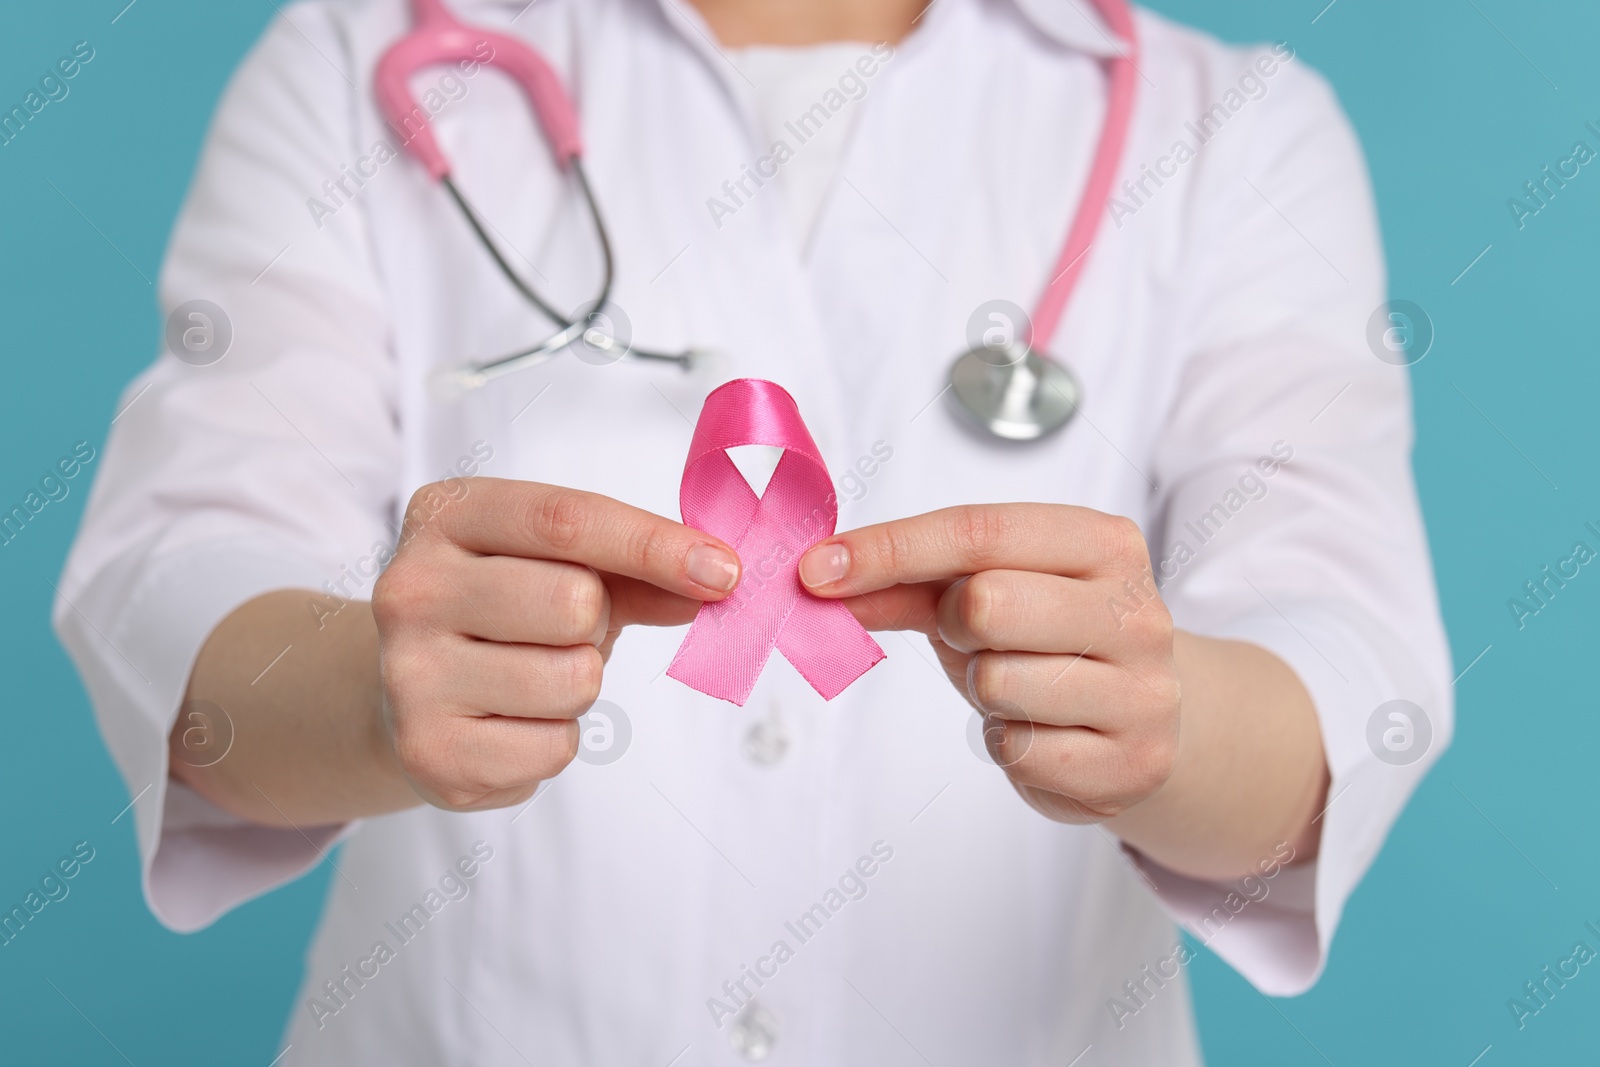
800;543;850;589
687;544;740;592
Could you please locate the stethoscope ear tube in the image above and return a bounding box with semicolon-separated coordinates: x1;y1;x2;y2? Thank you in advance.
441;160;614;363
380;0;649;391
1021;16;1138;354
439;175;578;329
433;160;698;391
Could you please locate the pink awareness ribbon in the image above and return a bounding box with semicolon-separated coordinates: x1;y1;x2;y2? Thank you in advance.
667;379;885;706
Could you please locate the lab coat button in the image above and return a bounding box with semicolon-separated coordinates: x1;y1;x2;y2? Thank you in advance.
742;702;789;765
729;999;778;1061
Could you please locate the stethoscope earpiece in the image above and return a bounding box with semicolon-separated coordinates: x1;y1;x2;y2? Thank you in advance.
426;363;487;405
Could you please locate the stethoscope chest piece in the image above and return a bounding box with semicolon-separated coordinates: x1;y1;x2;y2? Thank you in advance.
948;341;1081;442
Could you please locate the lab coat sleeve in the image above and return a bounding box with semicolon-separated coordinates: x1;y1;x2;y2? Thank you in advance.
1129;52;1453;995
52;3;399;932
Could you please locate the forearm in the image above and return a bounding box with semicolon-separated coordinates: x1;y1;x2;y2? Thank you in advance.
171;589;420;828
1106;631;1329;881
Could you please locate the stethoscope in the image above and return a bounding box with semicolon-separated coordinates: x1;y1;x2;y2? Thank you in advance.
944;0;1138;440
377;0;708;396
377;0;1138;440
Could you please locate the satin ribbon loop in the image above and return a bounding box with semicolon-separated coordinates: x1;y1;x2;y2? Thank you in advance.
667;379;885;706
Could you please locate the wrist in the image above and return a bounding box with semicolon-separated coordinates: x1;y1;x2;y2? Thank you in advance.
370;689;415;798
1105;631;1328;881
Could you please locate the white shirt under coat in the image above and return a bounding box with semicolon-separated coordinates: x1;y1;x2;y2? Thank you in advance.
54;0;1453;1063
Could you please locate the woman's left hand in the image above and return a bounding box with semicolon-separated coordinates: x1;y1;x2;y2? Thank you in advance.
798;503;1182;825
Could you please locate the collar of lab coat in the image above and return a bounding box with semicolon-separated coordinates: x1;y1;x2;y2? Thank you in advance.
641;0;1127;127
1009;0;1130;56
475;0;1126;57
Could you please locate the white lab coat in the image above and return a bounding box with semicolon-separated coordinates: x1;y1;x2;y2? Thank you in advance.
54;0;1453;1063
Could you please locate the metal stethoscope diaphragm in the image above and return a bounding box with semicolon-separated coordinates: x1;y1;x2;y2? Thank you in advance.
947;339;1083;441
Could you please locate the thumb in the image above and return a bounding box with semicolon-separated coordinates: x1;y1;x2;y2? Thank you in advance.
835;581;946;636
602;573;703;631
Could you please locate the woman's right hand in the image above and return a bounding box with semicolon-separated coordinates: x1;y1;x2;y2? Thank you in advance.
372;478;741;812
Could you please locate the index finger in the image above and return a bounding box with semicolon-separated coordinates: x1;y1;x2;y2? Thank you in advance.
419;478;742;600
797;504;1142;597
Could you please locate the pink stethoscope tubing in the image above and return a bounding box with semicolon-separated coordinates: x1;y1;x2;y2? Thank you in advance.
947;0;1137;439
1026;0;1138;353
376;0;696;387
375;0;1138;416
374;0;582;179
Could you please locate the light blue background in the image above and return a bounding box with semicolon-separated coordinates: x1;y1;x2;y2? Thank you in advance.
1;1;1593;1063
